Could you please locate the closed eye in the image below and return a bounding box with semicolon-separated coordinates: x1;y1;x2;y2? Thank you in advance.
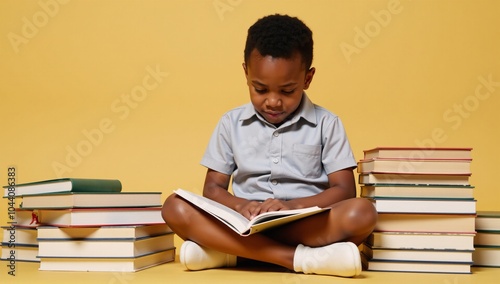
254;87;267;94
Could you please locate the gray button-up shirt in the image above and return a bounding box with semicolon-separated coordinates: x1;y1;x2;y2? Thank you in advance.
201;94;356;201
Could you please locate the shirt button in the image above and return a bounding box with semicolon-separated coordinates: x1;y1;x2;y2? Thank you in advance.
271;180;278;185
272;158;279;164
273;131;279;137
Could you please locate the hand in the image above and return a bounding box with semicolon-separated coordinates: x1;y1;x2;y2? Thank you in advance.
257;198;292;213
237;199;293;220
235;200;262;220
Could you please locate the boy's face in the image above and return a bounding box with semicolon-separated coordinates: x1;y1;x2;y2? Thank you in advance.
243;49;315;126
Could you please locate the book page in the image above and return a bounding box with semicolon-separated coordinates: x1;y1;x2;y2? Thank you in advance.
248;206;326;225
244;207;330;235
174;189;249;234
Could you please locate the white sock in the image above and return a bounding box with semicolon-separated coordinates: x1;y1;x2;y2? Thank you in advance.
293;242;361;277
180;240;237;271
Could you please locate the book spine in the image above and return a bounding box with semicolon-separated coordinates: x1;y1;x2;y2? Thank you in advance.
70;179;122;192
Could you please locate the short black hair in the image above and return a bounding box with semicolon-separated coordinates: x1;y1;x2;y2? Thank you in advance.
244;14;313;70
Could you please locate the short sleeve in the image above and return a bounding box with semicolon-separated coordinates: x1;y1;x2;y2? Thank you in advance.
200;114;236;175
321;116;357;174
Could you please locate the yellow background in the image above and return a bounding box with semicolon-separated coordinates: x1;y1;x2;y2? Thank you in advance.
1;0;499;236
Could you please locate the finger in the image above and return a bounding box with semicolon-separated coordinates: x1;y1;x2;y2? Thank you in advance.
242;201;263;219
260;198;286;212
249;205;264;219
241;209;253;220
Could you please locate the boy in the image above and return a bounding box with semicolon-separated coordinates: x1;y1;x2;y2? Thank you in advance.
162;14;377;277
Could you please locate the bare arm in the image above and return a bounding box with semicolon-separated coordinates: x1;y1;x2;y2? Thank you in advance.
255;168;357;213
202;169;262;219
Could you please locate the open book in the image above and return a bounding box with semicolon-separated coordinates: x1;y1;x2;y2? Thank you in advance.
174;188;329;236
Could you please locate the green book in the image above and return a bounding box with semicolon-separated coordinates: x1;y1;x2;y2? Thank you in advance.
3;178;122;197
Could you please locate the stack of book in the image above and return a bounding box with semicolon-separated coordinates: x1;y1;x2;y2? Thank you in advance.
473;211;500;267
1;226;39;262
358;147;476;274
1;178;175;272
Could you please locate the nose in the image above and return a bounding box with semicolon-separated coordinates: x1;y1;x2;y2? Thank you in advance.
265;93;282;108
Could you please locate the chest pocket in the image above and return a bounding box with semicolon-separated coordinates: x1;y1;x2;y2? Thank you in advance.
289;144;322;178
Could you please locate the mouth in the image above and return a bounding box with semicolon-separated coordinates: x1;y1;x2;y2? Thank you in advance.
265;111;284;117
263;111;286;122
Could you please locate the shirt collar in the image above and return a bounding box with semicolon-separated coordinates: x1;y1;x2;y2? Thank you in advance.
240;93;317;126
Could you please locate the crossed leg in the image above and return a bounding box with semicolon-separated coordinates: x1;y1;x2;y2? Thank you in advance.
162;194;377;271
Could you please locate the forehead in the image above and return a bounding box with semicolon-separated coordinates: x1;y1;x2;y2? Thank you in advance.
246;49;306;80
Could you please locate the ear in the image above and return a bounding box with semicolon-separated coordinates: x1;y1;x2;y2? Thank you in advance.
242;63;248;75
242;63;251;87
303;67;316;90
